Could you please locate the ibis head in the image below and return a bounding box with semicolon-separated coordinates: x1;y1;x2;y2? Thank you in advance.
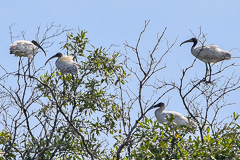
31;40;46;56
180;37;198;47
45;52;63;65
151;102;166;110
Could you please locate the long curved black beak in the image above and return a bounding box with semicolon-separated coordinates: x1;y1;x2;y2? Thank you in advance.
31;40;47;56
149;103;161;110
45;54;58;65
180;39;193;46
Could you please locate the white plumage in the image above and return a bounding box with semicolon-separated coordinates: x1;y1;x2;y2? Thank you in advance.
180;38;232;82
152;102;197;129
45;52;79;75
9;40;46;60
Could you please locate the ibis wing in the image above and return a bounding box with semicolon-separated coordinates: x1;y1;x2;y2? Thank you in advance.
56;60;79;75
155;110;189;125
167;111;189;125
155;110;197;129
10;40;37;57
194;45;232;63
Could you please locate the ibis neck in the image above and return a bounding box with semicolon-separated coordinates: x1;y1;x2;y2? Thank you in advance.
157;107;165;113
56;58;61;63
192;39;198;49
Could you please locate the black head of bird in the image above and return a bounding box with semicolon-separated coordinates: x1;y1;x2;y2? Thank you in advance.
31;40;47;56
180;37;198;47
151;102;165;110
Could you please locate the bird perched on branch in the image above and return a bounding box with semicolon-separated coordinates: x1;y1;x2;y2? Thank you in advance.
45;52;79;94
10;40;46;76
10;40;46;59
151;102;197;129
45;52;79;75
180;37;232;83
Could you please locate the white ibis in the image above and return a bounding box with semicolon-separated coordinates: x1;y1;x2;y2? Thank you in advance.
10;40;46;76
180;38;232;83
151;102;197;129
45;52;79;94
10;40;46;59
45;52;79;75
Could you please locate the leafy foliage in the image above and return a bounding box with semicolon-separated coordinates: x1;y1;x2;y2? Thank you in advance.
34;30;127;159
130;114;240;159
0;24;240;159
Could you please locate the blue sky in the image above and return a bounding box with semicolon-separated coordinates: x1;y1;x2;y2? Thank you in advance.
1;0;240;125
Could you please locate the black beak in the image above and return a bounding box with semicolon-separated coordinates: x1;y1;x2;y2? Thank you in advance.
180;39;193;46
150;103;159;110
31;40;46;56
45;54;58;65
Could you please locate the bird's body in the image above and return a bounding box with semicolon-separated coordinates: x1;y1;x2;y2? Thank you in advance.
9;40;46;60
45;52;79;94
155;110;191;126
152;102;197;128
180;38;232;82
45;52;79;75
56;55;79;75
191;44;232;64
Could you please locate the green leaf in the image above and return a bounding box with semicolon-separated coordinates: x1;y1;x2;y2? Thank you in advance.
207;126;210;134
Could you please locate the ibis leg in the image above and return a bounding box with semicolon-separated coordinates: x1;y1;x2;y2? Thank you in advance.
27;59;34;82
63;75;66;95
31;57;37;75
203;63;208;81
71;74;75;91
28;59;31;77
17;58;21;81
208;63;212;83
70;74;78;93
18;58;21;74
